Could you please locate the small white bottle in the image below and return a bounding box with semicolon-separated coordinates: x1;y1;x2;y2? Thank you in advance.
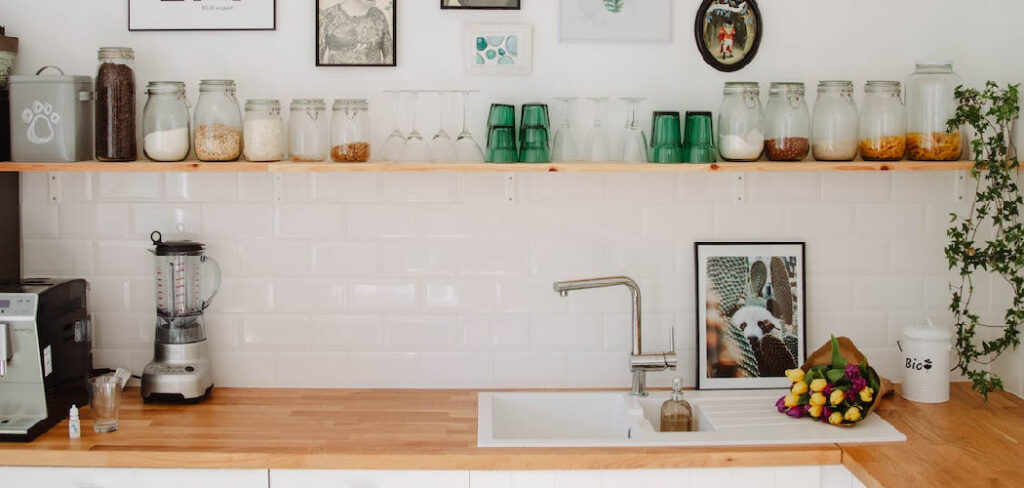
68;404;81;439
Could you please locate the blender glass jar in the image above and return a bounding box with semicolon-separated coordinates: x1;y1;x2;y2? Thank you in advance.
718;82;764;161
142;81;190;162
194;79;242;162
812;80;859;161
150;231;221;344
906;61;963;161
764;82;810;161
859;81;905;161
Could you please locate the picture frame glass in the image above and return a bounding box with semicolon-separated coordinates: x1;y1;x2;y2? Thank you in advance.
696;242;805;389
442;0;521;9
695;0;761;72
128;0;276;31
318;0;396;66
463;24;532;76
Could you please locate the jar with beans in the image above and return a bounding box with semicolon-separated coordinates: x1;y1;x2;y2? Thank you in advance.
763;82;810;161
331;99;371;163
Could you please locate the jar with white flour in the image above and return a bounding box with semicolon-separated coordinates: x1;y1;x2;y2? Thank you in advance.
717;81;764;161
142;81;190;162
244;99;284;162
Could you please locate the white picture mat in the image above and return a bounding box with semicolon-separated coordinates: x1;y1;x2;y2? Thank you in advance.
559;0;671;42
463;24;533;76
129;0;275;31
696;243;805;390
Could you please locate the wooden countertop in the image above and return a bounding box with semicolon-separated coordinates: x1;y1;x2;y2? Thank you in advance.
0;383;1021;488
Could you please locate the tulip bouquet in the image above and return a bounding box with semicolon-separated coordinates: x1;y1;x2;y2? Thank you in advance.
775;336;885;426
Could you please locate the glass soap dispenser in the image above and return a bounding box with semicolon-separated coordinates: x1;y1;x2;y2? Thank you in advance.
660;378;693;432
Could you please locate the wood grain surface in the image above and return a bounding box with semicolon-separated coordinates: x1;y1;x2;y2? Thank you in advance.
0;160;974;173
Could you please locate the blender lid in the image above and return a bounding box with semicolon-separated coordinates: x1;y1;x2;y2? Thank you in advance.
150;231;205;255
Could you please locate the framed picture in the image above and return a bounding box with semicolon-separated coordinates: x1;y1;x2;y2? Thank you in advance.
128;0;276;31
441;0;521;9
317;0;396;67
559;0;671;42
463;24;532;76
694;0;762;72
696;242;806;390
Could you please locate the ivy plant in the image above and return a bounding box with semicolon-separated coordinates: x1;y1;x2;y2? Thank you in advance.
945;82;1024;398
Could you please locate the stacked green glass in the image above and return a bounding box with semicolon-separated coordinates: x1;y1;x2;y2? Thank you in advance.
486;104;517;163
519;103;550;163
682;111;717;163
650;111;683;163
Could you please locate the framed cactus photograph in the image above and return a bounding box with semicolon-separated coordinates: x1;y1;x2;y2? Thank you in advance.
558;0;671;42
696;242;806;389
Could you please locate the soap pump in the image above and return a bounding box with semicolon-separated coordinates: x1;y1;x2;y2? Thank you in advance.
660;378;693;432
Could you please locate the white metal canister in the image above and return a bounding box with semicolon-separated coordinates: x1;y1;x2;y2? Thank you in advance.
898;318;952;403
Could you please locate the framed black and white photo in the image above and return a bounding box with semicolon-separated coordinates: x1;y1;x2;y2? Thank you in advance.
317;0;396;67
128;0;276;31
696;242;806;390
442;0;521;9
694;0;762;72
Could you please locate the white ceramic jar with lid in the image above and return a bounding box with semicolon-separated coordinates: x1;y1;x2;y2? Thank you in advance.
898;318;952;403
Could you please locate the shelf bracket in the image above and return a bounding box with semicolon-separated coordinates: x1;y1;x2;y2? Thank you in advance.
273;174;284;203
732;172;748;204
47;172;61;204
954;171;968;203
505;173;518;206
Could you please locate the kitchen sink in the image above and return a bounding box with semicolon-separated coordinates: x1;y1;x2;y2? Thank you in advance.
477;390;906;447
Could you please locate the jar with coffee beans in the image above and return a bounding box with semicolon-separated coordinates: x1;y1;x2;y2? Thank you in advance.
95;47;137;161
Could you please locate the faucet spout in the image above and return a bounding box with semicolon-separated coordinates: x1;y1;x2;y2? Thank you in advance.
553;276;642;355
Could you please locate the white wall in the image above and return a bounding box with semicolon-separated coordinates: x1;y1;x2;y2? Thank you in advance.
3;0;1020;393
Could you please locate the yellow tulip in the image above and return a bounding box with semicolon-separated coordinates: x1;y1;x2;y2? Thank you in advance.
830;390;845;406
784;394;800;408
791;381;809;395
810;392;827;406
844;407;862;422
785;368;805;383
828;412;844;425
859;387;874;403
809;404;823;418
809;378;828;392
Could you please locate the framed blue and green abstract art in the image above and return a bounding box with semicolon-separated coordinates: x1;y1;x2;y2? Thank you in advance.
463;24;533;76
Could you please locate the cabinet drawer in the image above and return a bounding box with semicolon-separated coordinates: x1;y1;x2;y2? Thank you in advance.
0;467;268;488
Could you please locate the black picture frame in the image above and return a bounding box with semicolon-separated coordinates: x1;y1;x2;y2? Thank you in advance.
128;0;277;31
316;1;397;67
441;0;521;9
693;0;762;72
694;241;807;390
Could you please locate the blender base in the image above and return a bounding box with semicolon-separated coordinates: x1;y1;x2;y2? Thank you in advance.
141;340;214;403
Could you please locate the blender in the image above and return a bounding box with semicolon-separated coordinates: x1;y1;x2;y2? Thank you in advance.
141;231;221;403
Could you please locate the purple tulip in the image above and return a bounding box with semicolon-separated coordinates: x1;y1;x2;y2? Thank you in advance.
776;396;787;413
845;363;861;379
851;377;867;392
822;405;833;420
786;406;806;418
846;389;859;403
823;383;835;396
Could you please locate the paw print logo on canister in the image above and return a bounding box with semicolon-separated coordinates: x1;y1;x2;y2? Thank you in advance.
22;100;62;145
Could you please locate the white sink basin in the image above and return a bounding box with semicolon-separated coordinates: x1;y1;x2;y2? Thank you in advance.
477;390;906;448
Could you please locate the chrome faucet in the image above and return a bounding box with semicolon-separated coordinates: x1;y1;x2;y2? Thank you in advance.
553;276;677;396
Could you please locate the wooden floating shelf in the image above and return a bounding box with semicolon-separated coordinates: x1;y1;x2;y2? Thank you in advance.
0;160;974;173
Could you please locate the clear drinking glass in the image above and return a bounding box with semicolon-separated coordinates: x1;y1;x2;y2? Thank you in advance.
398;91;430;162
552;97;580;161
453;90;484;162
88;375;120;433
380;90;406;161
619;97;649;163
584;97;610;162
429;91;455;162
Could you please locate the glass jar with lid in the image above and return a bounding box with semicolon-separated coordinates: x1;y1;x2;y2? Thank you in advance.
331;99;371;163
96;47;137;161
859;81;905;161
289;99;328;162
243;99;283;162
812;80;859;161
717;81;764;161
194;79;242;162
764;82;810;161
142;81;190;162
906;61;963;161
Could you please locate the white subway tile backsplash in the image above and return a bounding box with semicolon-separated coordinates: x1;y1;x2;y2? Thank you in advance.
641;205;713;240
605;173;677;203
567;205;643;241
530;314;603;350
495;280;568;313
457;173;510;203
280;174;314;203
856;203;924;237
567;351;632;387
713;203;787;239
165;173;239;202
346;352;420;387
20;172;49;204
93;312;155;347
87;278;130;313
383;316;457;349
420;352;493;387
347;203;418;239
273;278;345;311
348;281;417;311
807;311;889;348
603;242;678;277
203;204;274;238
212;351;277;387
751;172;821;202
458;314;530;349
889;238;947;273
240;314;311;348
786;203;856;239
314;173;379;202
237;173;276;202
811;240;889;275
493;352;566;387
423;280;496;312
313;241;378;276
531;173;603;203
274;352;348;387
821;173;891;202
276;204;344;238
21;203;58;238
58;172;93;203
855;276;923;311
312;315;384;350
23;239;94;274
238;240;312;276
458;242;530;276
208;278;273;312
531;242;604;275
93;240;150;276
131;204;202;237
679;173;733;203
379;241;457;276
94;173;162;201
380;173;456;202
60;203;130;238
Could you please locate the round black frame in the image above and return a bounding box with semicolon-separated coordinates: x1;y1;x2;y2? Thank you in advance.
694;0;762;73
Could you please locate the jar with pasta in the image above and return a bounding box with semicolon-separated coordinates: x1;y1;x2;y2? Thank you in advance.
812;80;858;161
859;81;905;161
331;99;371;163
763;82;810;161
905;62;963;161
289;98;328;162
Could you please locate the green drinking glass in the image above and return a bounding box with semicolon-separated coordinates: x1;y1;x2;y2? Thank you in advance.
650;111;683;163
488;104;516;129
486;125;518;163
682;111;717;163
521;103;550;129
519;125;551;163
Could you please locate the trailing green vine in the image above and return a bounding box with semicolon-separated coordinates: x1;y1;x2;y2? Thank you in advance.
945;82;1024;399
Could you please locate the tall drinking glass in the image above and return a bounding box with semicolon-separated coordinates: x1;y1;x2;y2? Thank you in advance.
398;91;430;161
88;375;120;433
552;97;581;161
429;90;456;162
619;97;649;162
453;90;484;162
380;90;405;161
584;97;610;162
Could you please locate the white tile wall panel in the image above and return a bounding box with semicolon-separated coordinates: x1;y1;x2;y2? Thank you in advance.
712;203;787;239
348;281;417;311
274;352;348;387
346;352;421;387
457;314;530;349
856;203;925;237
604;173;678;203
497;204;571;240
820;172;891;203
21;202;58;238
347;203;418;239
237;173;276;202
493;352;566;387
211;351;277;387
94;173;162;201
280;173;315;203
603;242;678;277
567;351;633;387
203;313;240;350
240;314;311;348
811;239;889;275
272;278;346;311
165;173;239;202
87;277;131;313
383;316;457;349
423;280;497;313
457;173;512;203
23;238;94;274
531;242;604;275
379;241;457;276
276;204;344;238
806;311;889;349
530;314;604;350
531;173;603;203
93;240;150;276
567;204;644;241
59;172;94;203
312;315;385;350
93;312;155;348
420;352;493;387
313;241;379;276
805;276;857;312
569;286;632;315
207;278;273;312
239;240;312;275
889;238;948;273
495;280;569;313
457;241;530;276
890;171;957;202
202;204;275;238
59;203;130;238
20;172;49;204
641;205;713;240
750;172;822;202
785;203;857;239
678;173;734;204
855;276;923;311
380;173;456;202
314;173;380;202
131;203;203;237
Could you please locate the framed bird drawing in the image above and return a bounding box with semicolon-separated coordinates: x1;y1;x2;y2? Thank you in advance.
696;242;806;389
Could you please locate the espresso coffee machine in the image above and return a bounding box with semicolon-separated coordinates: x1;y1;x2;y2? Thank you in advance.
141;232;220;403
0;279;91;442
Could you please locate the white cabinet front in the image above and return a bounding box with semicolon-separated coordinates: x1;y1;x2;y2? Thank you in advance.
0;467;268;488
270;470;469;488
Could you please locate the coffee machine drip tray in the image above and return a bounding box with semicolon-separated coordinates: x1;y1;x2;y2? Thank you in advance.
0;415;47;435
